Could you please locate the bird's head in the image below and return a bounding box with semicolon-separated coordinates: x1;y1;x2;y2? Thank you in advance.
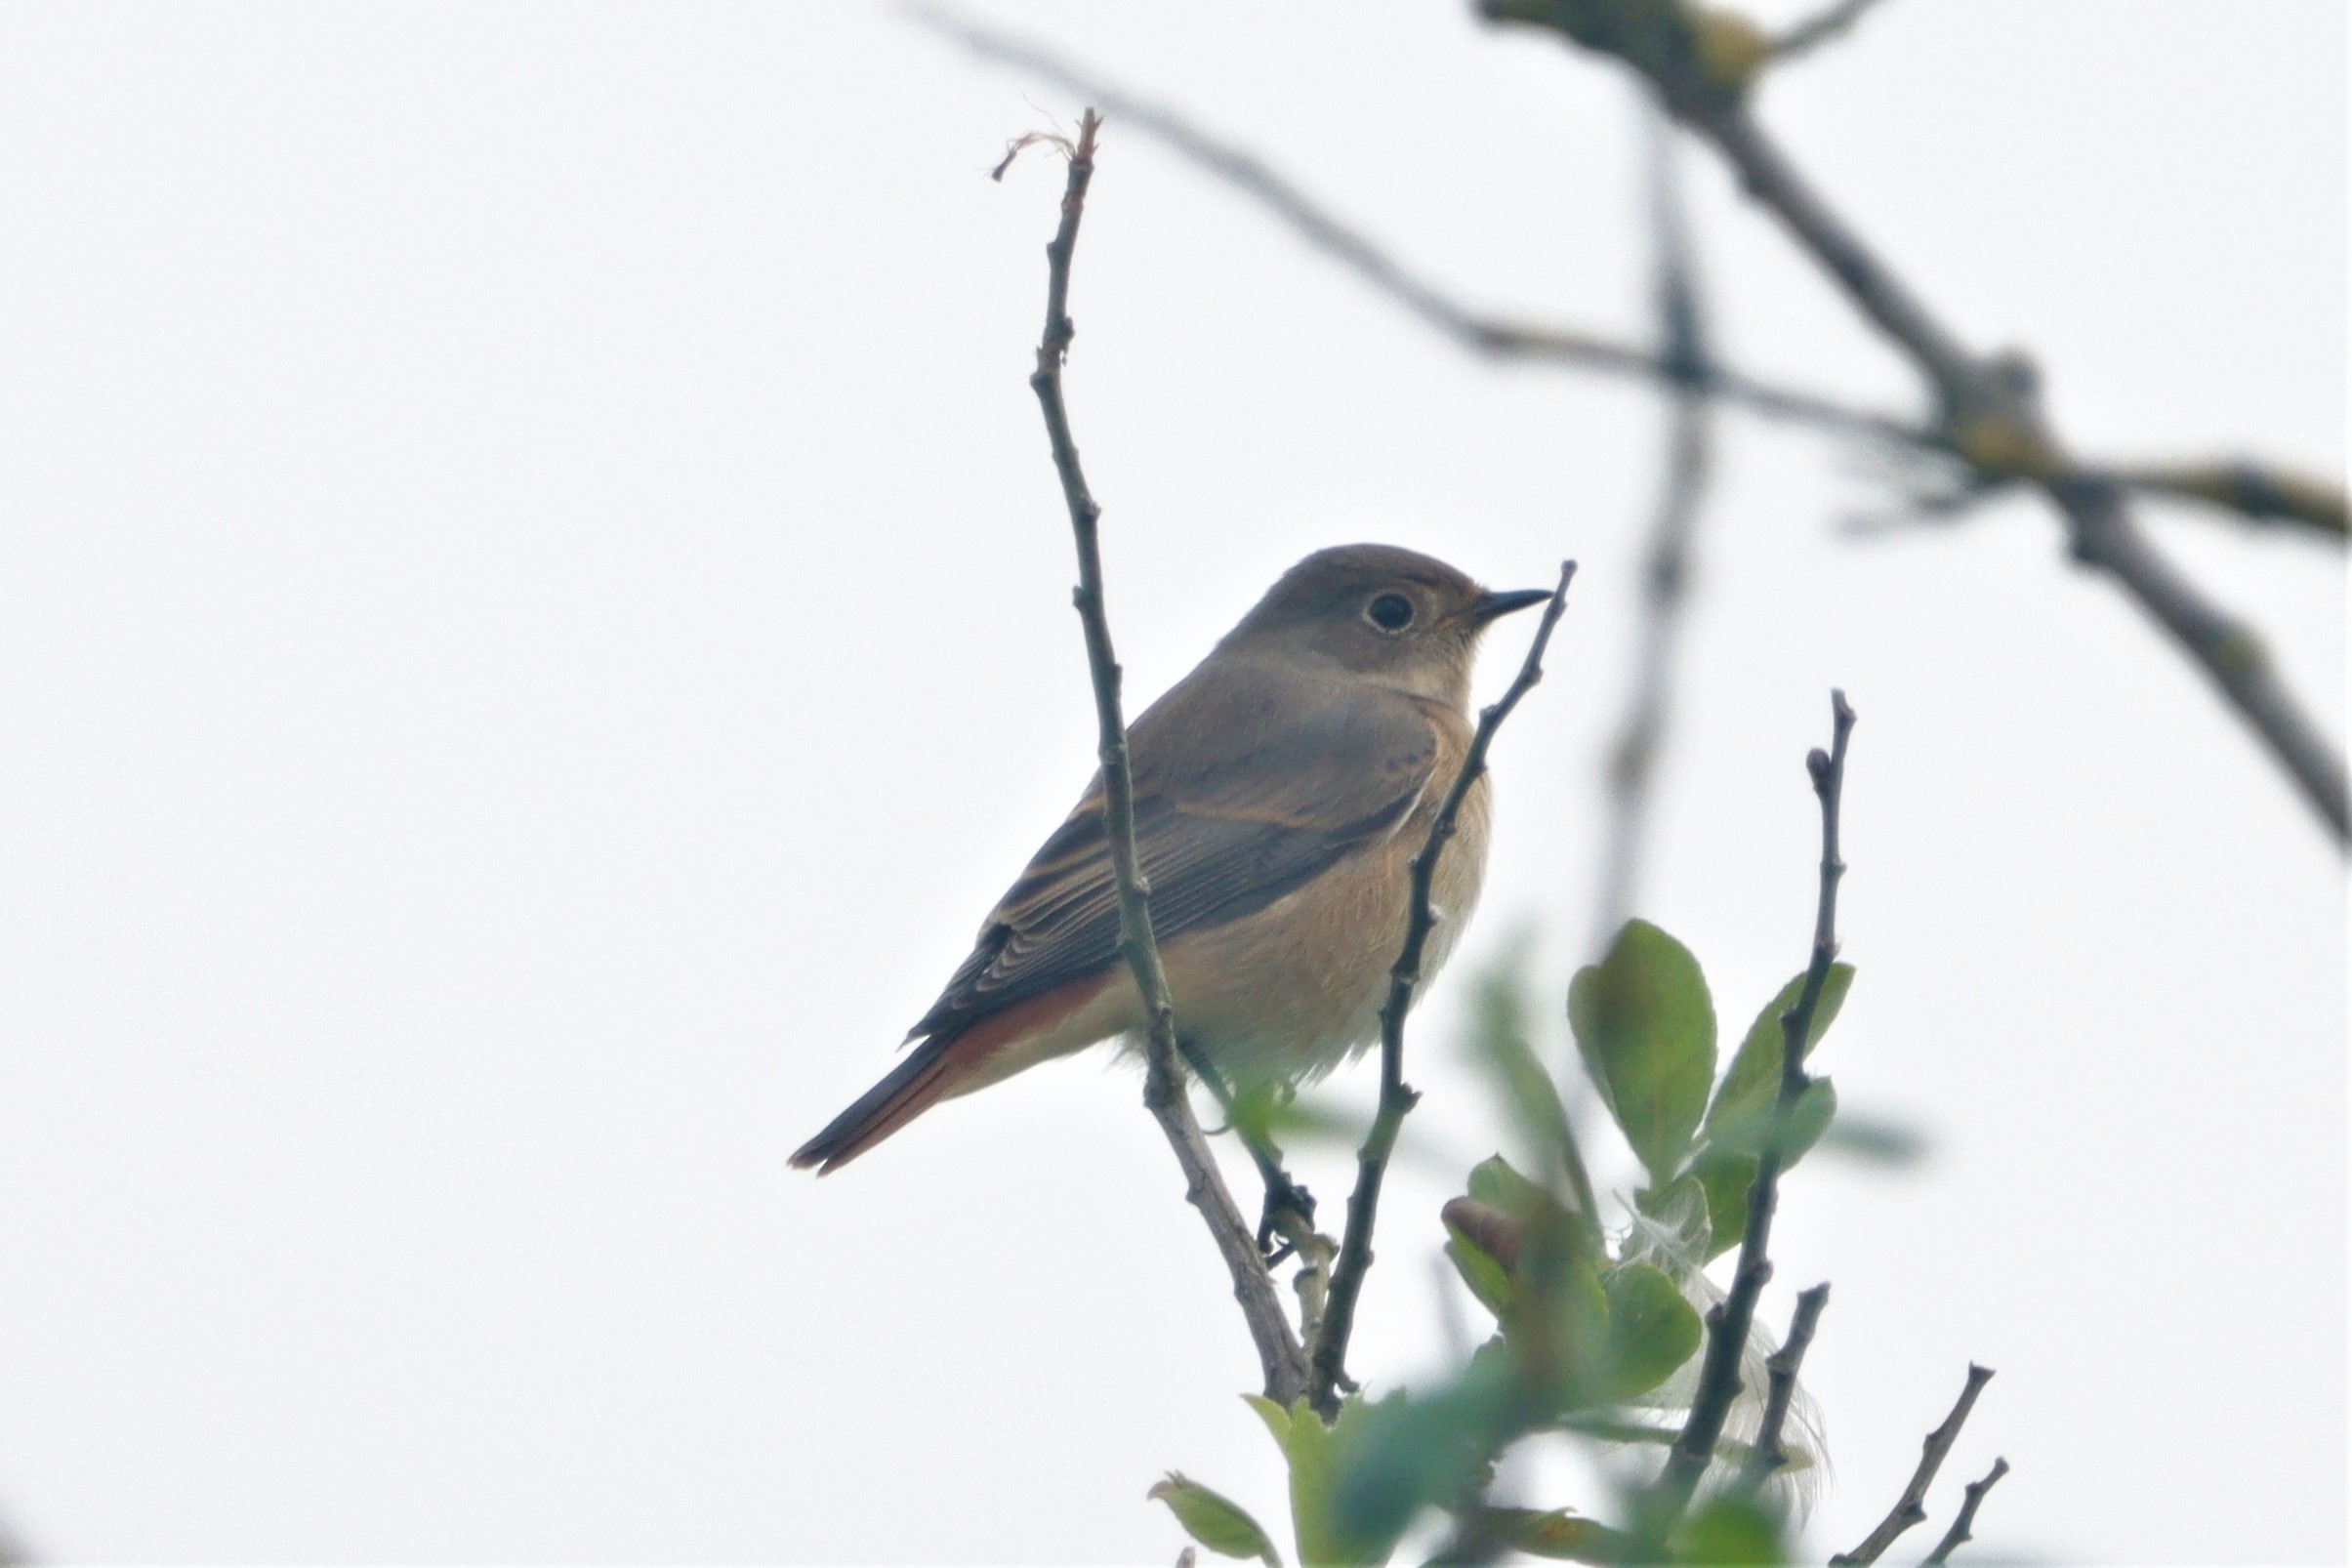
1219;543;1552;707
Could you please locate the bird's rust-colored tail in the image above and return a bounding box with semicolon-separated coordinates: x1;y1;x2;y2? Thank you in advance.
790;1033;967;1174
790;972;1117;1174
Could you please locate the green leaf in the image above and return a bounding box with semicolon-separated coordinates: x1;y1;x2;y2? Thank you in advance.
1815;1107;1928;1167
1467;1506;1629;1563
1245;1396;1393;1568
1227;1084;1364;1152
1453;1243;1609;1415
1598;1263;1704;1400
1537;1251;1615;1412
1329;1374;1515;1564
1444;1217;1517;1319
1690;1147;1759;1263
1242;1393;1292;1449
1149;1474;1284;1566
1703;964;1854;1150
1688;1079;1836;1260
1791;1075;1837;1158
1569;921;1716;1185
1705;1075;1840;1162
1458;1156;1600;1272
1671;1494;1786;1565
1465;1153;1547;1216
1460;941;1579;1180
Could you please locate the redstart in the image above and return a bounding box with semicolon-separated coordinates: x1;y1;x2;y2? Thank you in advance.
792;544;1551;1174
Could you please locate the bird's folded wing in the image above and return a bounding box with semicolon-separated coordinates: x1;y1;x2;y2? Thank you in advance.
908;663;1441;1041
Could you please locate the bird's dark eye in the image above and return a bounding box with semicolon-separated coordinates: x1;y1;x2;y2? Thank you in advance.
1365;592;1415;633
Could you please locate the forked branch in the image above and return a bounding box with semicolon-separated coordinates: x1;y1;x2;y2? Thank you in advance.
1481;0;2346;845
1831;1363;1999;1565
1922;1455;2011;1565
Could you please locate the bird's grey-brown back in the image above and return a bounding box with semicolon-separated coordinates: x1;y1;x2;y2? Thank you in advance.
791;542;1547;1172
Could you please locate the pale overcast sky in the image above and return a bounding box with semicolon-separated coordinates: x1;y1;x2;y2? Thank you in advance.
0;3;2341;1563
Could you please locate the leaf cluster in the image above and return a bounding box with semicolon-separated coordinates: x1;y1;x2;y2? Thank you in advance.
1156;918;1860;1565
1572;919;1853;1261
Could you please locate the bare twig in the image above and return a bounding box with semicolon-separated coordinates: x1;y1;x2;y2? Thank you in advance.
1734;1281;1831;1492
1021;108;1309;1405
907;4;1920;448
1307;560;1579;1415
1679;110;2347;844
1921;1455;2011;1564
1646;690;1854;1531
1830;1364;1998;1565
1481;1;2346;842
1591;106;1712;949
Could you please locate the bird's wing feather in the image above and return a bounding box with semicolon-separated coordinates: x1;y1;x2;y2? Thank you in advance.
908;659;1440;1040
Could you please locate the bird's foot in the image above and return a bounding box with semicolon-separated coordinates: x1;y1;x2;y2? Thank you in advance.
1257;1172;1317;1265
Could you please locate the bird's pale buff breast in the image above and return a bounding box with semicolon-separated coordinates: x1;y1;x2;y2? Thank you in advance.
1155;715;1490;1087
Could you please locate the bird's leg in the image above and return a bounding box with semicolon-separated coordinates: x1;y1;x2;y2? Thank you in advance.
1177;1039;1317;1262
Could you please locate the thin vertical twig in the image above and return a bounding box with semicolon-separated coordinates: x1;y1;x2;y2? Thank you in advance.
1644;691;1855;1532
1306;561;1579;1415
1019;109;1309;1405
1734;1281;1831;1492
1691;93;2345;842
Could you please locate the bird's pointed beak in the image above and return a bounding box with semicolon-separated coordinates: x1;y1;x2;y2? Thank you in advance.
1467;587;1553;624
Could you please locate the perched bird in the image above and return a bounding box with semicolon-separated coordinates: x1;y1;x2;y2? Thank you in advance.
791;544;1551;1175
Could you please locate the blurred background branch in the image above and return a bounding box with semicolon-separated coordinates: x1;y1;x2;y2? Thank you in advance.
2113;460;2348;542
910;4;1922;448
919;0;2348;846
1481;0;2347;844
1590;106;1713;953
1766;0;1891;63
